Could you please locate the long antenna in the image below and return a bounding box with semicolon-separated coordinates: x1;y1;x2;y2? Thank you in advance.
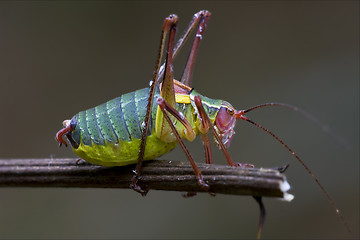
244;102;349;148
237;113;352;233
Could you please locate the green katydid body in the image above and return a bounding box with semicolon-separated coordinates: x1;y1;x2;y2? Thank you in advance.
63;81;225;167
55;10;350;234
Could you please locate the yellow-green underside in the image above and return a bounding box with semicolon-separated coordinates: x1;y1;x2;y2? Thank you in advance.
73;132;177;167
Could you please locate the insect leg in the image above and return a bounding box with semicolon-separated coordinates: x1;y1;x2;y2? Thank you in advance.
192;96;213;164
156;95;196;140
201;133;212;164
157;97;213;195
179;10;211;87
155;14;180;142
156;10;211;86
194;95;255;167
130;14;178;195
160;15;177;109
253;196;266;240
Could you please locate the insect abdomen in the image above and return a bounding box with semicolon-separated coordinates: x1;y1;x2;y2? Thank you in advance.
69;87;159;148
65;86;176;167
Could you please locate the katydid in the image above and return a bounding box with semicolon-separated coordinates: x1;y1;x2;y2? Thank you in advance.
55;10;351;236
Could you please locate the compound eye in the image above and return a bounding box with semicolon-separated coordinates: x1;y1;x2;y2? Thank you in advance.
216;106;236;132
227;108;234;115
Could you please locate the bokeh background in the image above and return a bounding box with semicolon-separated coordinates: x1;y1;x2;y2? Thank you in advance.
0;1;358;239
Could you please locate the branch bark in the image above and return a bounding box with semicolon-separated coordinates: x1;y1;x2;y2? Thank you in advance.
0;158;292;200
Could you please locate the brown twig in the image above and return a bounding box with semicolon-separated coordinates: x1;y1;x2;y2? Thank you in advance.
0;158;292;199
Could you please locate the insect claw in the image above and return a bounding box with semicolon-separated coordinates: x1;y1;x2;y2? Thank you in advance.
232;162;255;168
198;178;215;196
57;140;67;147
130;182;149;196
182;192;197;198
76;158;85;165
270;164;290;173
57;141;67;147
130;175;149;196
208;191;216;197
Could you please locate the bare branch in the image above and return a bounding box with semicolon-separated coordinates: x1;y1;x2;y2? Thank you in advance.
0;158;293;199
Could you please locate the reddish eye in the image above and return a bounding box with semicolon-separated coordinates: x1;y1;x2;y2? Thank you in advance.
216;107;235;132
227;108;234;115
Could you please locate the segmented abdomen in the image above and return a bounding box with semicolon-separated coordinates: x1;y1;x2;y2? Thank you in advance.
68;87;159;148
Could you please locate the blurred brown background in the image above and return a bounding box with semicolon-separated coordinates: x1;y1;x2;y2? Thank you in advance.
0;1;358;239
